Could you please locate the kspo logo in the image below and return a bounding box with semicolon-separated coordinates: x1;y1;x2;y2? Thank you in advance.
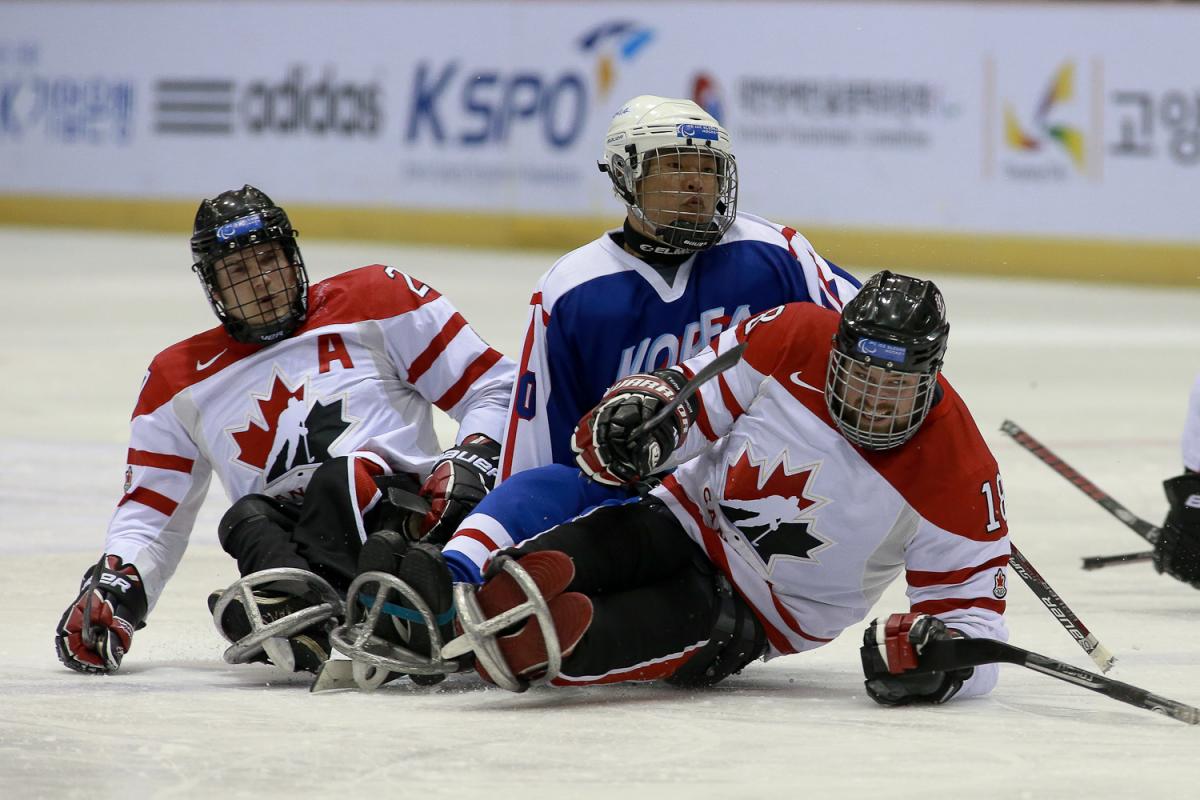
404;62;587;149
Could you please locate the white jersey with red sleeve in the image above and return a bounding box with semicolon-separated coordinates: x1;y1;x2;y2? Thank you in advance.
651;303;1010;698
106;265;515;611
497;214;860;483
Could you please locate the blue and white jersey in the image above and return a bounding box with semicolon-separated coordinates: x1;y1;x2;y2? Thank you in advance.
442;464;634;584
498;213;860;481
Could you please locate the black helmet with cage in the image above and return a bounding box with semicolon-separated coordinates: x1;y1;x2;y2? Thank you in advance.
825;271;949;450
190;185;309;344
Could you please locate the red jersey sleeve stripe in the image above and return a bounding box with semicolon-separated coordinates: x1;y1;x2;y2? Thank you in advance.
456;527;502;553
682;353;718;440
118;487;179;517
127;449;195;473
408;312;469;384
911;596;1007;616
809;248;844;310
693;394;718;442
436;348;505;411
907;554;1011;588
717;372;744;419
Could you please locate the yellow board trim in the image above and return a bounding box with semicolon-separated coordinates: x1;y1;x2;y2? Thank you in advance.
1;194;1197;286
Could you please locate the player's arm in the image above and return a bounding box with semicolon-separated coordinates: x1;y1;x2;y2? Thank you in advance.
373;270;516;541
1154;470;1200;588
56;375;213;674
863;474;1010;704
497;293;554;482
374;269;514;442
1152;373;1200;587
499;286;596;481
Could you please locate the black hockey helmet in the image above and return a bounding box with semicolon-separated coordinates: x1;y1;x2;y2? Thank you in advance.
825;271;949;450
190;185;308;344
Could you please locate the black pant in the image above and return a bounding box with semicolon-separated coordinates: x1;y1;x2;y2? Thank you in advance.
219;456;392;593
510;500;728;683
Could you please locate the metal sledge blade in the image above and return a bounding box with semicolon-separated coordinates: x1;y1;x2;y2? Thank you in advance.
310;659;358;693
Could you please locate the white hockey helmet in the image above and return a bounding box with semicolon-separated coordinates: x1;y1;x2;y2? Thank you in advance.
599;95;738;254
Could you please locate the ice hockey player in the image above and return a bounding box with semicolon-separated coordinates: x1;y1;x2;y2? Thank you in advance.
1153;372;1200;589
54;185;514;676
498;94;860;481
359;271;1011;705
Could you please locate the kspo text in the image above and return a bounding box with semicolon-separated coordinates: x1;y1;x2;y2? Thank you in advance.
405;62;588;149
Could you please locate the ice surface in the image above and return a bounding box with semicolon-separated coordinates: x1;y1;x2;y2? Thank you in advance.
2;227;1197;799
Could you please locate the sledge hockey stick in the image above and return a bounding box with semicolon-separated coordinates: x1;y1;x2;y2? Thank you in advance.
1000;420;1161;547
1008;544;1115;672
80;552;107;652
632;340;748;439
913;636;1198;725
1081;551;1154;571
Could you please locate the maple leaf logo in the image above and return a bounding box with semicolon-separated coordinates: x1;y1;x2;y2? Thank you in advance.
229;370;355;486
719;446;829;569
231;374;306;470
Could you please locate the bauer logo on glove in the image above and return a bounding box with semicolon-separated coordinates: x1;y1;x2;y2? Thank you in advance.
571;368;695;486
412;434;502;546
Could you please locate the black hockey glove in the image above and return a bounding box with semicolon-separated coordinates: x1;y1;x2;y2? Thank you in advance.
1153;472;1200;589
572;369;696;486
860;613;973;706
413;434;501;545
55;555;148;675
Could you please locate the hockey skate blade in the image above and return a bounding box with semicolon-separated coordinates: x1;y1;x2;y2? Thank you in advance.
310;659;393;693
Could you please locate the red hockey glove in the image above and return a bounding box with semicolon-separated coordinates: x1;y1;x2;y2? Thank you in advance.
571;369;695;486
413;434;501;545
860;613;973;706
55;555;148;675
1153;472;1200;589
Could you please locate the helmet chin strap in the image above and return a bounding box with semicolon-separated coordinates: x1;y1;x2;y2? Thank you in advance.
621;218;695;266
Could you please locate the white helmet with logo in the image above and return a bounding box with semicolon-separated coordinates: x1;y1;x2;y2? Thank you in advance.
599;95;738;254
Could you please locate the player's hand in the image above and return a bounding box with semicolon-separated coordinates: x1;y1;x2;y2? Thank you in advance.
859;613;973;706
413;434;501;545
55;555;148;675
571;369;694;486
1154;472;1200;589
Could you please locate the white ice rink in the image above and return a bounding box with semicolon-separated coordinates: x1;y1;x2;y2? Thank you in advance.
1;226;1197;799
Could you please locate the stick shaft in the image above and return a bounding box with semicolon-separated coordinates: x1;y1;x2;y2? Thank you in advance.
918;638;1198;725
80;553;107;650
1000;420;1160;545
1081;551;1154;571
1008;543;1114;672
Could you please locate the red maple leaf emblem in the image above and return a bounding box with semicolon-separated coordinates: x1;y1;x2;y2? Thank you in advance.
723;448;820;512
719;446;829;565
231;374;305;469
